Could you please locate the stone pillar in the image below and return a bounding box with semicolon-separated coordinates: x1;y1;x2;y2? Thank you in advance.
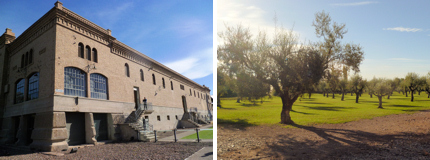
30;112;68;152
85;113;97;145
15;116;27;146
0;117;15;144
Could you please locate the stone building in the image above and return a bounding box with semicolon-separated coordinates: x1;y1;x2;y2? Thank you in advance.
0;1;212;151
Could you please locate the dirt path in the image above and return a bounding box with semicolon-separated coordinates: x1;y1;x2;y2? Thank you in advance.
218;110;430;159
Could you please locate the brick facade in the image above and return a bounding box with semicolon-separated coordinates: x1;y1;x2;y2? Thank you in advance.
0;1;212;151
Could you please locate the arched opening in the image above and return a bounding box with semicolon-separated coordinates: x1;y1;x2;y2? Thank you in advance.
64;67;87;97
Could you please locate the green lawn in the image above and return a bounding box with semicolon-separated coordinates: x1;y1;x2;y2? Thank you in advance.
218;92;430;127
181;127;213;139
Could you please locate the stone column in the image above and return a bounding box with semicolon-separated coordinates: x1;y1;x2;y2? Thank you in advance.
15;116;27;146
30;112;68;152
85;113;97;145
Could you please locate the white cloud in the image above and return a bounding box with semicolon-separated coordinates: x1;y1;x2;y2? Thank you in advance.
331;1;378;6
383;27;423;32
164;47;213;79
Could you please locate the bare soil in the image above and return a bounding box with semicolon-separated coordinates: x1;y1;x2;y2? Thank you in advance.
218;110;430;159
0;141;211;160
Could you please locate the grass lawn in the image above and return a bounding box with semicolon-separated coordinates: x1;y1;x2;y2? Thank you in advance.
181;127;213;139
218;92;430;127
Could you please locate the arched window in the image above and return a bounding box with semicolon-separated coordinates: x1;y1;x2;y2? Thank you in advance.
90;73;108;100
170;81;173;90
140;69;144;81
64;67;87;97
15;79;25;104
152;74;156;85
198;92;200;98
27;73;39;100
125;63;130;77
162;78;165;88
92;48;98;63
194;90;196;97
29;49;33;64
25;52;28;66
78;43;84;58
86;46;91;61
21;54;25;68
190;89;192;95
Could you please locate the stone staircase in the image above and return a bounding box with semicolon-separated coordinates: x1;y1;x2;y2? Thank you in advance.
126;103;155;142
197;116;210;124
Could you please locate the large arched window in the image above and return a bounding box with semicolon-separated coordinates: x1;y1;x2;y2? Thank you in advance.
92;48;98;63
90;73;108;100
15;79;25;104
86;46;91;61
152;74;156;85
162;78;165;88
64;67;87;97
27;73;39;100
78;43;84;58
140;69;144;81
125;63;130;77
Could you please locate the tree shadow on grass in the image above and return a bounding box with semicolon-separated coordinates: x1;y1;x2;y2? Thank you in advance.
301;106;356;111
261;124;425;159
302;102;326;105
218;118;256;130
241;103;261;107
391;105;419;108
291;109;316;115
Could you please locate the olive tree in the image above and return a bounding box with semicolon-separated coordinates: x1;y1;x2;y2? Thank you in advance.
404;72;422;102
367;78;391;109
349;74;366;103
218;11;363;124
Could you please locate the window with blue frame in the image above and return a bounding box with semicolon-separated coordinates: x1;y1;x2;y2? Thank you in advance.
15;79;25;104
64;67;87;97
27;73;39;100
90;73;108;100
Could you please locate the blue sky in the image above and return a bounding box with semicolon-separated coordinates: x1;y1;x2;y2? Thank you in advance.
0;0;213;95
218;0;430;80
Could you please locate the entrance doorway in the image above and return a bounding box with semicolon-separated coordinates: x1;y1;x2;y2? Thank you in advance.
66;112;86;145
182;96;187;113
133;87;140;110
93;113;108;141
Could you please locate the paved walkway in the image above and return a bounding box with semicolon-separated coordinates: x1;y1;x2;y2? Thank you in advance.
158;124;213;142
185;146;213;160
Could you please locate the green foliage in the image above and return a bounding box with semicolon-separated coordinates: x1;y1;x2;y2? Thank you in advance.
218;93;430;126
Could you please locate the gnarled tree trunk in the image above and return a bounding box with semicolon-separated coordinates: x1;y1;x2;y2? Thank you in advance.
341;92;345;101
280;97;295;124
377;96;383;109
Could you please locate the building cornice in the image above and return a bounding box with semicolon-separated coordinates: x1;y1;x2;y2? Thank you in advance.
7;2;210;92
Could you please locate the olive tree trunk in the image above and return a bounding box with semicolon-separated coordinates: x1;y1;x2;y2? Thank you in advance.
355;93;360;103
411;90;414;102
280;96;297;124
341;92;345;101
377;96;383;109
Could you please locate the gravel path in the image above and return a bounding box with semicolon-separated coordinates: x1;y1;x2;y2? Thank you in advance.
218;110;430;159
0;141;212;160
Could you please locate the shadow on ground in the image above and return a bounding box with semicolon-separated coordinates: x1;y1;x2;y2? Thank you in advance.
260;124;426;159
217;118;256;130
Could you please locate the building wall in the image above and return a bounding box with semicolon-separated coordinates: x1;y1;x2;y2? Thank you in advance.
53;17;210;114
3;22;57;117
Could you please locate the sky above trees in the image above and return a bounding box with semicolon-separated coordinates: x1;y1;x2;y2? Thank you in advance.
218;0;430;80
0;0;213;95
